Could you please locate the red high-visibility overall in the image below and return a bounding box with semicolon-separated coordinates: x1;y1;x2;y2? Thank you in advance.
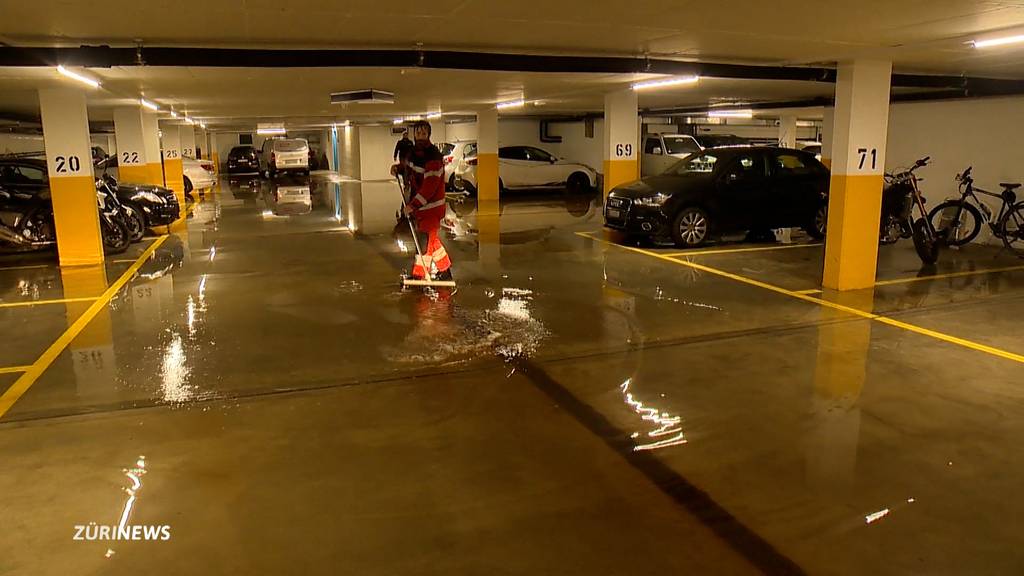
406;143;450;279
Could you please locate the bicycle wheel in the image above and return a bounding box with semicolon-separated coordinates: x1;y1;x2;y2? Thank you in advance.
912;218;939;265
998;201;1024;258
928;200;981;246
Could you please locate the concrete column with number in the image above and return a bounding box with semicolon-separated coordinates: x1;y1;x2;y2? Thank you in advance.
476;108;500;216
38;88;104;266
113;106;151;185
161;123;186;226
141;112;164;187
823;60;893;291
180;126;197;160
779;115;797;148
603;88;639;198
821;107;835;169
210;133;220;173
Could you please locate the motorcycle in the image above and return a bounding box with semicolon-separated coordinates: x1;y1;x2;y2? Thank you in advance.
96;175;144;243
95;179;132;254
880;156;940;264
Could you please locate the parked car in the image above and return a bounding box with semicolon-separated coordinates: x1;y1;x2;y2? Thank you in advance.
692;134;750;149
457;145;597;193
226;145;260;174
796;141;823;161
438;142;457;189
451;141;478;192
641;133;702;176
259;138;310;178
2;157;180;230
183;157;216;194
604;147;829;248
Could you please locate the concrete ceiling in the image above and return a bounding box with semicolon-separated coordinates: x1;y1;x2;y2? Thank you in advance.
3;0;1024;129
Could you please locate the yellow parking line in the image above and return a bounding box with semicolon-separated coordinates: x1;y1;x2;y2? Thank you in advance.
0;264;51;272
0;235;168;420
663;243;823;258
875;264;1024;287
0;297;98;309
583;230;1024;365
0;366;30;375
794;288;823;295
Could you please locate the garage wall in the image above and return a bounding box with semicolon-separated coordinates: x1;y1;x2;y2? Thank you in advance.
0;133;45;155
549;119;605;170
446;122;477;143
359;125;397;181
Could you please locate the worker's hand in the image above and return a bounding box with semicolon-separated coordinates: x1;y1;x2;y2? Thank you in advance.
403;204;414;216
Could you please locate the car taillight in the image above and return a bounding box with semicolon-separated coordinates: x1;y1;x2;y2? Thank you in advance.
467;158;477;166
444;156;453;164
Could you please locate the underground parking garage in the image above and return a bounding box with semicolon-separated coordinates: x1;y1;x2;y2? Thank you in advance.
4;3;1024;574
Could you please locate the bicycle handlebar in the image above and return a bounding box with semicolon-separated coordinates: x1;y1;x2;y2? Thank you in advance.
956;166;973;185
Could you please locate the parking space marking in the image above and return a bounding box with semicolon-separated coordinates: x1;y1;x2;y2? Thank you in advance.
0;264;52;272
794;288;823;295
0;296;99;309
662;243;823;258
874;264;1024;287
581;230;1024;365
0;366;30;375
0;236;168;421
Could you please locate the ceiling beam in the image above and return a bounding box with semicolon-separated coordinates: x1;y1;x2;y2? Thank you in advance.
3;45;1024;91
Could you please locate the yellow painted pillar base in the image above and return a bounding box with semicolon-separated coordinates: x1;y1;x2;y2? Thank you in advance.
146;163;165;188
822;174;884;291
603;159;638;199
211;153;220;174
51;176;105;266
476;153;500;216
118;165;150;185
61;265;111;347
164;158;187;230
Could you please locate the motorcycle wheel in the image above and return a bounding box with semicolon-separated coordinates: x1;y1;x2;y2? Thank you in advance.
928;200;981;246
101;216;130;255
912;218;939;265
122;205;146;242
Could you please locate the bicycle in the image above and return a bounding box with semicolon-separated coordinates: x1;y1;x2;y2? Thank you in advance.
928;166;1024;257
884;157;940;264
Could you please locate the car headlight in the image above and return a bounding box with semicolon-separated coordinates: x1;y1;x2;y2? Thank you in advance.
634;193;670;207
137;191;166;204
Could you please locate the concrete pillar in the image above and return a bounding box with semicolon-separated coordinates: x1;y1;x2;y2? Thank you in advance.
141;112;164;187
603;88;639;198
113;106;152;184
196;128;207;159
180;126;196;160
330;125;340;172
823;60;893;291
209;133;220;173
779;115;797;148
38;88;103;266
476;108;499;216
161;123;187;227
821;107;835;169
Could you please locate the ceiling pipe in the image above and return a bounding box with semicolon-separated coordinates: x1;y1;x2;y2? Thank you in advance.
3;45;1024;91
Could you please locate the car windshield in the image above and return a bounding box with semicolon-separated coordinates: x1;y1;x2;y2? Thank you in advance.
663;136;701;155
274;139;307;152
667;153;720;175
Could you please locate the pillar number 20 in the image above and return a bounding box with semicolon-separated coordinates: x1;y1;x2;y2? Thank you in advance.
54;155;82;174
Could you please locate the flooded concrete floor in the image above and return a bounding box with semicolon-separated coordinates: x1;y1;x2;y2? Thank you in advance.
2;173;1024;574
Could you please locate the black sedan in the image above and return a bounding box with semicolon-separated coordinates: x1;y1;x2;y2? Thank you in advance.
1;157;179;229
227;145;260;174
605;147;829;247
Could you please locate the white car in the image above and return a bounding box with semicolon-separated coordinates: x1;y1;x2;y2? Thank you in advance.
183;157;216;193
641;134;702;176
457;145;597;193
442;141;475;191
259;138;310;177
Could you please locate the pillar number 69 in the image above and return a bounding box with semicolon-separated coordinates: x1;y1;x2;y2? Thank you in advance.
615;143;633;157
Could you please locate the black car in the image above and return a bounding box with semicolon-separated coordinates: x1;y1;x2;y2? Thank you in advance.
605;147;829;248
226;145;260;174
0;157;180;229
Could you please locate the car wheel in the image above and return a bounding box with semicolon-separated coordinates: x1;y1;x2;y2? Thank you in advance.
566;172;591;193
805;203;828;240
183;176;193;195
123;203;147;242
671;206;711;248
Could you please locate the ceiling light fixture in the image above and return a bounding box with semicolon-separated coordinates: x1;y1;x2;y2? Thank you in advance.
708;109;754;119
257;127;287;135
405;115;423;121
496;99;526;110
972;34;1024;48
140;98;160;111
56;65;100;89
426;112;442;120
631;76;700;91
184;117;196;125
169;111;179;119
393;118;404;124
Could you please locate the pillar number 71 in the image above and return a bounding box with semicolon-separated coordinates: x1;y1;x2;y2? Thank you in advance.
857;148;877;170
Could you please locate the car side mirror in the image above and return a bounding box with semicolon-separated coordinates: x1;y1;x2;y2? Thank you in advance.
652;147;662;155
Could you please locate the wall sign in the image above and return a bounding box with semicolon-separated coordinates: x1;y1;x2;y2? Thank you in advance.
614;143;634;158
856;147;878;171
121;151;142;165
51;154;83;175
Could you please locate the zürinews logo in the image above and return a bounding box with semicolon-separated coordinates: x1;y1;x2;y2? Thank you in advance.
73;455;171;547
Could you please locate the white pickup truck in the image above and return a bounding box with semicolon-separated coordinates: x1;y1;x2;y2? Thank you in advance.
641;133;702;176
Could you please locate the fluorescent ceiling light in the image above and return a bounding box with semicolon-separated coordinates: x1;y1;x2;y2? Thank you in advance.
184;117;196;125
169;111;179;118
631;76;700;91
496;99;526;110
393;118;404;124
708;109;754;119
257;127;287;135
972;34;1024;48
426;112;442;120
405;115;423;121
140;98;160;111
56;65;100;88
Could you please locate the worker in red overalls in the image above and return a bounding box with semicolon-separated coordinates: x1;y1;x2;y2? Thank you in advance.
403;120;453;281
